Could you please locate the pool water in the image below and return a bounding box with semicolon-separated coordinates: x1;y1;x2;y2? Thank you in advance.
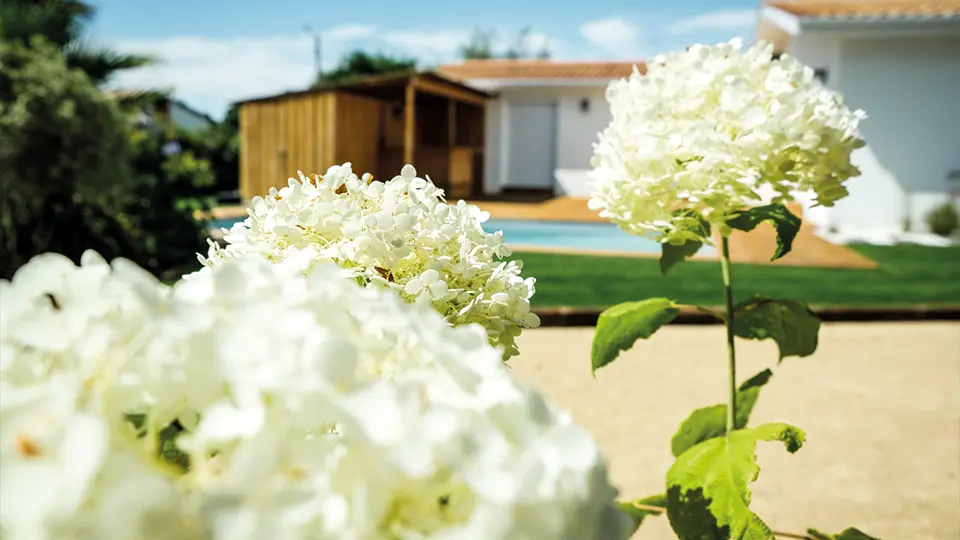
209;217;715;256
209;217;245;231
484;219;716;255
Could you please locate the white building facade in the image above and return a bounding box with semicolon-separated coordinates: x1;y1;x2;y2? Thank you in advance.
438;61;639;197
443;5;960;239
758;1;960;237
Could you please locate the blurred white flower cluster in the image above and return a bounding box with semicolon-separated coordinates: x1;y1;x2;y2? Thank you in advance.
0;252;629;540
589;39;866;244
200;163;538;360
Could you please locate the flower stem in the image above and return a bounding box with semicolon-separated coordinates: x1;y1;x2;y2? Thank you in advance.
720;236;737;434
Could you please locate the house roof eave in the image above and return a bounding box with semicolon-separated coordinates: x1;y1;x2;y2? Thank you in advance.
234;71;491;108
464;78;620;91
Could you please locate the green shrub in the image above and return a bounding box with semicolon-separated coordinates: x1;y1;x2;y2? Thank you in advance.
0;38;212;280
0;38;137;277
125;127;215;279
171;112;239;197
925;201;959;237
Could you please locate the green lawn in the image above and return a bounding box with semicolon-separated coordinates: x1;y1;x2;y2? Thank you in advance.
513;244;960;309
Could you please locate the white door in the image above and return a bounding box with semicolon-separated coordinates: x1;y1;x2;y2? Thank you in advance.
506;103;556;189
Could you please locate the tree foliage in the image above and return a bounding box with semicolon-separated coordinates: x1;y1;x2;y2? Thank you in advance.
316;50;417;86
0;0;155;89
0;38;137;276
123;126;215;277
0;2;215;280
459;26;550;60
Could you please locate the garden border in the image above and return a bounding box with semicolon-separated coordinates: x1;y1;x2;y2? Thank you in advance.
535;305;960;326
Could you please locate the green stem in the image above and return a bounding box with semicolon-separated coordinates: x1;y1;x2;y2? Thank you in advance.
720;236;737;434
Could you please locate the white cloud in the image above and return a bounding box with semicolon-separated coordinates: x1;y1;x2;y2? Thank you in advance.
110;35;315;119
667;9;757;35
108;24;382;118
523;31;553;54
380;29;472;63
501;30;559;58
108;24;564;118
579;17;643;58
378;28;561;65
321;24;376;41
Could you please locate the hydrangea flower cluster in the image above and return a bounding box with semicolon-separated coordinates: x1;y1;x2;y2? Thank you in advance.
589;39;866;244
0;252;630;540
199;163;538;360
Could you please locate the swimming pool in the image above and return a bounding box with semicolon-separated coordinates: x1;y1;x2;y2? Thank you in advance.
209;217;716;257
485;219;715;256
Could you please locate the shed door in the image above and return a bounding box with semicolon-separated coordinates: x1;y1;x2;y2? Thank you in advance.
506;103;556;189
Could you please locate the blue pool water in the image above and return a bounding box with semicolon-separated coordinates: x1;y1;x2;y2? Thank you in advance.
485;219;716;255
209;217;715;256
209;217;244;230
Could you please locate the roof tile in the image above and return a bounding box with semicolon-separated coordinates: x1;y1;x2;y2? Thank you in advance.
437;60;646;81
766;0;960;19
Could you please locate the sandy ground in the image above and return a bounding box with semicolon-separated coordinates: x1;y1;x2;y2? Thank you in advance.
510;322;960;540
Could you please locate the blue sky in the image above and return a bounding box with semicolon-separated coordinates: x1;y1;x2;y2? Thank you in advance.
92;0;761;118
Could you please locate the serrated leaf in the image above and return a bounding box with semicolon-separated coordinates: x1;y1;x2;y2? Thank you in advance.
591;298;679;373
617;493;667;534
670;369;773;457
666;423;805;540
660;211;712;275
808;527;881;540
733;298;821;361
727;204;801;260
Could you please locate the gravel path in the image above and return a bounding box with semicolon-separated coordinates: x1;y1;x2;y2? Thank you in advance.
511;322;960;539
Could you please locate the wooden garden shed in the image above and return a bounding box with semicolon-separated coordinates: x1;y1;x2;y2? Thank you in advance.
237;72;490;201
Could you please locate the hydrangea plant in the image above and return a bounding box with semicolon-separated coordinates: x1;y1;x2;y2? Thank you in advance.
589;38;866;248
0;252;629;540
199;163;538;360
588;40;881;540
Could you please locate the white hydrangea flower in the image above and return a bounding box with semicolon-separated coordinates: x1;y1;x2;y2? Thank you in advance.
198;163;539;360
589;39;866;244
0;374;199;540
0;252;630;540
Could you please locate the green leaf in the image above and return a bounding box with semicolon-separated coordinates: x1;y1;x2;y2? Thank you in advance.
733;298;821;361
661;240;703;275
591;298;679;373
808;527;881;540
617;493;667;534
670;369;773;457
726;204;801;260
660;211;712;275
666;423;805;540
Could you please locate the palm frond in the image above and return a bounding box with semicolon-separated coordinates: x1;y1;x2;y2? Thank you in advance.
109;88;172;112
65;47;156;85
0;0;87;46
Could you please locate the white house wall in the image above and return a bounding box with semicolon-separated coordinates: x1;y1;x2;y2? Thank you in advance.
482;85;612;195
786;31;960;234
838;35;960;233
